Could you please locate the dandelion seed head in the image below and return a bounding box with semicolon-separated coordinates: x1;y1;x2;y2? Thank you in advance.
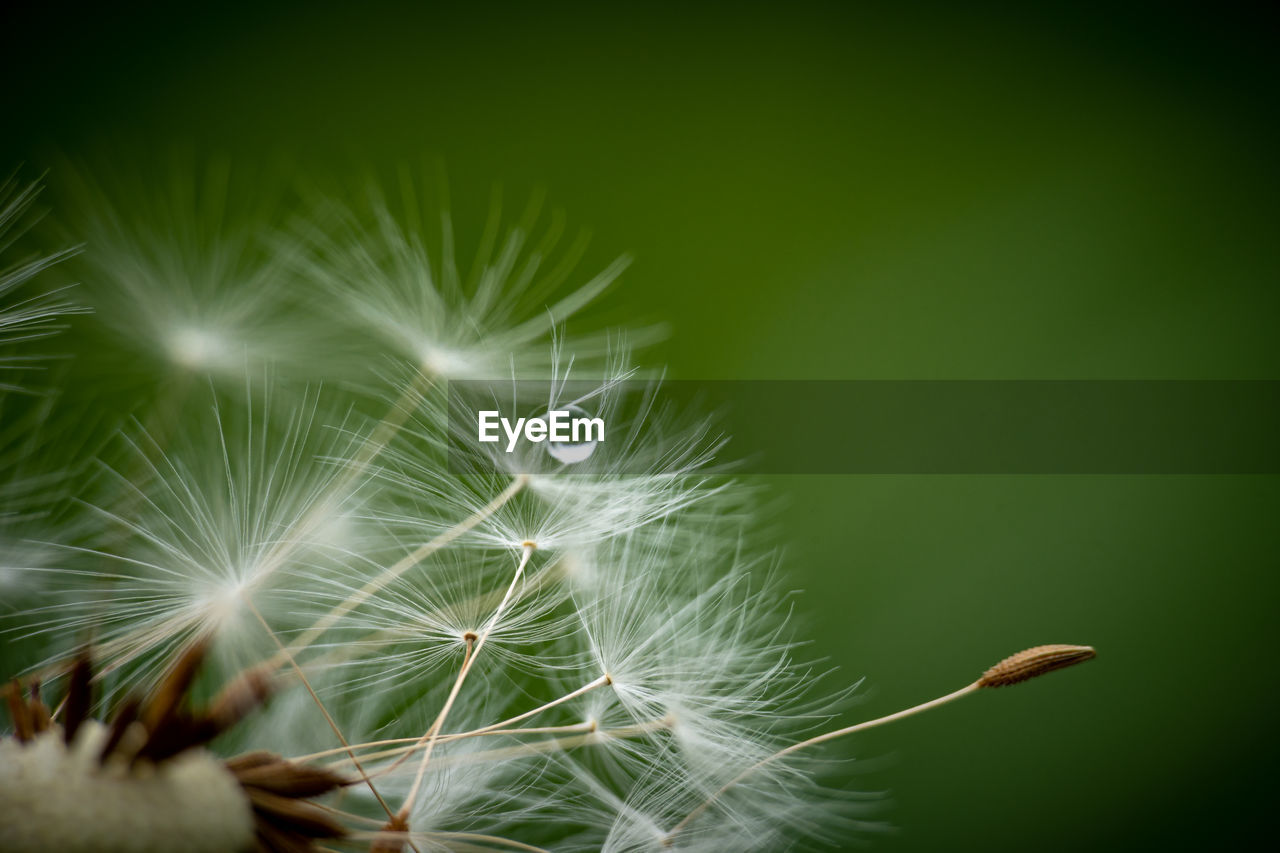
0;723;255;853
1;169;893;852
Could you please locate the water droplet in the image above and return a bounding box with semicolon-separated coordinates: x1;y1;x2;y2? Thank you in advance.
546;403;599;464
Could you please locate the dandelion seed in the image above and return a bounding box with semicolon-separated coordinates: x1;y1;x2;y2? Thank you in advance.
0;173;85;390
59;161;317;383
11;381;377;698
289;177;648;381
663;643;1098;846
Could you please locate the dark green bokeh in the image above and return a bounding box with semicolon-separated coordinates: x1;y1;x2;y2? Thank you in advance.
3;1;1277;849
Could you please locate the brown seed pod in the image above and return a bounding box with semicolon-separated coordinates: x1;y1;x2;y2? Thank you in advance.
978;644;1096;688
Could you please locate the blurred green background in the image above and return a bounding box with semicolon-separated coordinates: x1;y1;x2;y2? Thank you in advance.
3;1;1277;849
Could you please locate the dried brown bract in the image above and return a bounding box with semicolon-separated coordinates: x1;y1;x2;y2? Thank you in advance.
1;644;350;853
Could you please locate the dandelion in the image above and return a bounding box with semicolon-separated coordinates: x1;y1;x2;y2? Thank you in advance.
2;164;1098;852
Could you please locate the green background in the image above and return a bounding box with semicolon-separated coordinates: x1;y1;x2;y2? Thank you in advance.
3;1;1277;849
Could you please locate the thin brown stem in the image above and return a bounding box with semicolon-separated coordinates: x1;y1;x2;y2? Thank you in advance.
241;595;403;837
664;643;1096;844
663;682;981;844
397;544;535;820
359;718;670;777
297;722;595;765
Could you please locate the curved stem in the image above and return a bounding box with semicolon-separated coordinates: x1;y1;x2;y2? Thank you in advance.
455;672;611;739
297;722;596;765
362;717;670;776
664;681;981;845
397;543;535;820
